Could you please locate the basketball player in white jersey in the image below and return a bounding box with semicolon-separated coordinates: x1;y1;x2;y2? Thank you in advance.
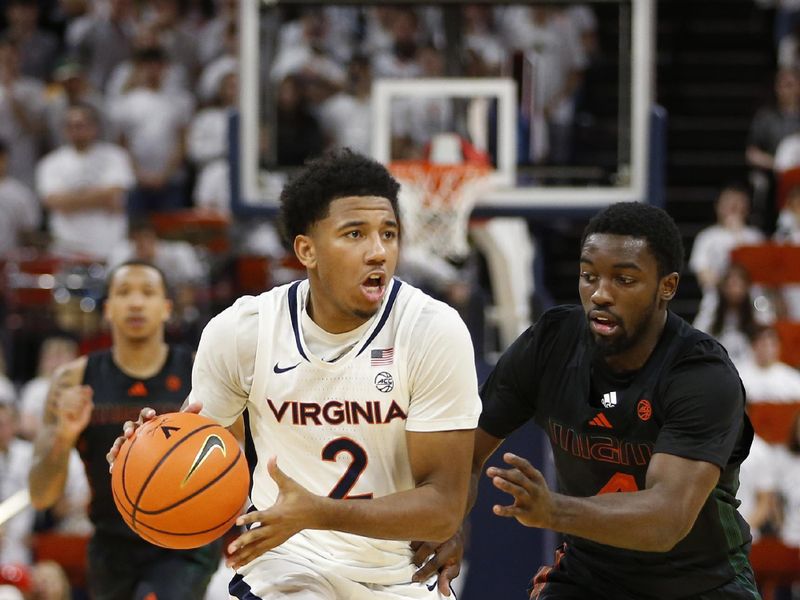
109;149;482;599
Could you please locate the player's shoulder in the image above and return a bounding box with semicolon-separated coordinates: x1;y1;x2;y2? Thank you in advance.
531;304;585;340
402;280;468;334
663;313;742;385
668;313;734;365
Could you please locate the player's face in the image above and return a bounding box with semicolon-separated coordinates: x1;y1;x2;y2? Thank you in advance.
104;265;172;341
297;195;399;333
579;233;677;369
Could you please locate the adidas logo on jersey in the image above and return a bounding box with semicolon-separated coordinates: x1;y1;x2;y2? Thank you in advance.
601;391;617;408
589;413;613;428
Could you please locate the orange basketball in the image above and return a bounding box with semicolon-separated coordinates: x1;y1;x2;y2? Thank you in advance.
111;412;249;549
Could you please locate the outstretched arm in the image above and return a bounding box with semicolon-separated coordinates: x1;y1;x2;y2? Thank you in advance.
490;451;720;552
29;357;92;510
228;426;476;570
410;427;503;593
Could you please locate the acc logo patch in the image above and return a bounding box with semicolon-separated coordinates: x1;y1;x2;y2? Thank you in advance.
374;371;394;393
637;399;652;421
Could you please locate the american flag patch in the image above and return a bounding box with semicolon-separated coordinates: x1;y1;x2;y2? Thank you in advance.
371;348;394;366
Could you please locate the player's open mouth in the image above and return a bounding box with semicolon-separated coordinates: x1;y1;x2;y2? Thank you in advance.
361;273;386;303
590;313;619;336
126;316;146;327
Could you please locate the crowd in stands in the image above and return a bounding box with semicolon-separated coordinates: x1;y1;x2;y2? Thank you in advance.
2;0;800;597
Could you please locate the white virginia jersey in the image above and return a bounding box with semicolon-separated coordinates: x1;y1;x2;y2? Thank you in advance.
192;278;481;585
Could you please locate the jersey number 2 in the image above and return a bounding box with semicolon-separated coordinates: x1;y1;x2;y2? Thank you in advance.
322;438;373;500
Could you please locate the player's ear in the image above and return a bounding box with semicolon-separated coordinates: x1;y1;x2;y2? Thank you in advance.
659;272;679;302
294;234;316;269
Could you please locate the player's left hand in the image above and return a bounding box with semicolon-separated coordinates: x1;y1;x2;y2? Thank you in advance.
410;529;464;596
226;456;320;569
488;452;554;529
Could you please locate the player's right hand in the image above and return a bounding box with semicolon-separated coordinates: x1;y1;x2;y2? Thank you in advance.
410;528;465;596
54;385;93;443
105;401;203;470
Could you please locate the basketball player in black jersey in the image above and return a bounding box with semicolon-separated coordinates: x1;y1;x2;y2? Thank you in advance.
29;261;220;600
414;202;761;599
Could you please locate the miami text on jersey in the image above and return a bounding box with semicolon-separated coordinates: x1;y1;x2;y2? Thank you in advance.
548;419;654;466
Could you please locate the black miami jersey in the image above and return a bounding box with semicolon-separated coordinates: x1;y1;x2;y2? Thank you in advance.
480;305;754;600
80;346;193;537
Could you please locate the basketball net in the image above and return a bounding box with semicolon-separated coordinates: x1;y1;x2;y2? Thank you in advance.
389;134;492;261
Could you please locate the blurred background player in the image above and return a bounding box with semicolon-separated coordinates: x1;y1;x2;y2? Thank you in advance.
28;261;220;600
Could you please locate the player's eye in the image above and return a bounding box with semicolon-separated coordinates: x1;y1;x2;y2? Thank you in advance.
383;230;397;240
346;230;361;239
580;272;597;283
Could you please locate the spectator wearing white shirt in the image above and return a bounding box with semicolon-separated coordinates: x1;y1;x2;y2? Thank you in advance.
689;184;765;293
68;0;137;91
105;25;190;100
107;218;208;326
44;59;106;150
36;103;135;260
196;20;237;104
737;433;780;541
773;411;800;548
109;46;194;214
693;263;765;367
0;37;46;188
0;403;35;565
739;325;800;402
270;10;346;88
316;56;372;155
0;140;39;256
187;70;236;169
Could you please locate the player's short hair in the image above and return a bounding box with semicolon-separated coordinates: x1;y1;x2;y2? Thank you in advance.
106;260;170;298
277;149;400;250
581;202;684;277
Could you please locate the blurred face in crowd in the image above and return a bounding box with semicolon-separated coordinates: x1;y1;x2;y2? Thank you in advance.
6;1;38;32
219;72;238;107
715;188;749;228
64;106;98;151
719;265;750;307
752;328;781;369
131;227;158;262
0;42;20;78
104;265;171;342
138;57;166;89
775;69;800;108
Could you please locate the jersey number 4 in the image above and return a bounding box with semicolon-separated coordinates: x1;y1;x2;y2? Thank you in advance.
322;437;373;500
597;472;639;495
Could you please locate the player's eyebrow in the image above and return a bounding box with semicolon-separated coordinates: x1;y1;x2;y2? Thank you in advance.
579;257;643;271
337;219;399;230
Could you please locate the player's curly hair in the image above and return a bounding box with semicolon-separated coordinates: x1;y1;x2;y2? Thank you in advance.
278;149;400;250
580;202;684;276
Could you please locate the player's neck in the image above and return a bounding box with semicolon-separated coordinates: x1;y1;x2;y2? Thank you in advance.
112;338;169;379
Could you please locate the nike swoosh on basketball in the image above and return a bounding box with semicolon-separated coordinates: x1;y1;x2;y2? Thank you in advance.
273;362;300;374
